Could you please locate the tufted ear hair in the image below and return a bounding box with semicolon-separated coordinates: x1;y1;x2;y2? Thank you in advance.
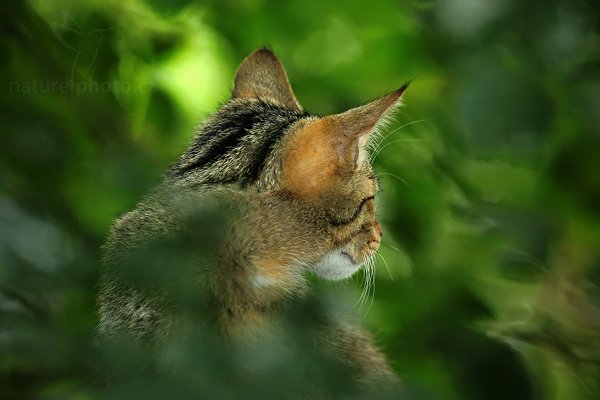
281;84;409;198
232;48;302;110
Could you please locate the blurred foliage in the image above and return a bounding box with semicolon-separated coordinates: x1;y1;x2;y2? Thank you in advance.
1;0;600;398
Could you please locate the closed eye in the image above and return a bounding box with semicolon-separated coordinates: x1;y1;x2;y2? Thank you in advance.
327;196;374;227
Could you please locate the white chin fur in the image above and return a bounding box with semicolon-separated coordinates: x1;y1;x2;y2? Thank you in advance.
309;250;363;281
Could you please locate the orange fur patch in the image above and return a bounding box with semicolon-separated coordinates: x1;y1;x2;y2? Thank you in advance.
282;119;339;198
260;255;291;280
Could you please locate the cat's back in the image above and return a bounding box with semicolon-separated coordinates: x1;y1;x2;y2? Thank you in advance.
98;185;234;342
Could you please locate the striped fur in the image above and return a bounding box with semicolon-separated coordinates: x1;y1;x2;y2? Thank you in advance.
98;48;406;396
170;99;310;188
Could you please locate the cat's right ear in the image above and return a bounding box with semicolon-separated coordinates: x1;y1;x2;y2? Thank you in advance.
232;48;302;110
281;86;408;198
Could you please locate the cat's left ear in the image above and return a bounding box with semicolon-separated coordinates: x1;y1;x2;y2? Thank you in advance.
282;84;409;198
232;48;302;110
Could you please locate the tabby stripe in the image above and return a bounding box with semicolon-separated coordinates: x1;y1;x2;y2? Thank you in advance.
241;120;299;187
173;112;262;176
170;100;310;183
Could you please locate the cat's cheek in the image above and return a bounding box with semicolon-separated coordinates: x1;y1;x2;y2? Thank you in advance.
308;250;363;281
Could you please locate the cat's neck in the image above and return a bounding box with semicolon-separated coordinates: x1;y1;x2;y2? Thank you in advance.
212;254;309;340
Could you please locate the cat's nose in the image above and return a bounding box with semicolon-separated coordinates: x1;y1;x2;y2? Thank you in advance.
375;222;382;238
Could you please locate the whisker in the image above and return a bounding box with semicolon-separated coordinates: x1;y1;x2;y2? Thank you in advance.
367;119;429;163
358;262;369;313
354;276;366;311
370;119;430;154
356;258;375;313
371;119;430;154
364;258;374;312
354;259;370;312
366;260;376;313
377;172;408;186
381;242;403;255
376;252;393;280
372;137;429;161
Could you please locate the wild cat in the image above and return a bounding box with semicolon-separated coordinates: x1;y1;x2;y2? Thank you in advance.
98;48;407;396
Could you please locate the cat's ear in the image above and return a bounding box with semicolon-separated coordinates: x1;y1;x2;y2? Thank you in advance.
324;84;409;169
282;85;408;198
232;48;301;110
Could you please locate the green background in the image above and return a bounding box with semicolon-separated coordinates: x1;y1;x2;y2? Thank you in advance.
1;0;599;398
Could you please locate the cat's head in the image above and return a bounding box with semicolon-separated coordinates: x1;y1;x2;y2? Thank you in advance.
171;49;406;281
